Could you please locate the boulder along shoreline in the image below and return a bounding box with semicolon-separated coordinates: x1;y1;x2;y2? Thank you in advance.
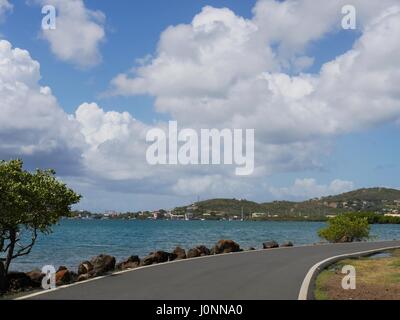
0;239;294;295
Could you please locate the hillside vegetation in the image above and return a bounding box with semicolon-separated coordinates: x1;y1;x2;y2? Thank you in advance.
323;188;400;202
173;187;400;220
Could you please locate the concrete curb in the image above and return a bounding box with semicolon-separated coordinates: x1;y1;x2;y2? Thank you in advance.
13;240;400;300
15;244;301;300
298;245;400;300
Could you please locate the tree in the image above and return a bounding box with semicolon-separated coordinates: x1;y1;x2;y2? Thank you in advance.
318;213;370;243
0;159;81;274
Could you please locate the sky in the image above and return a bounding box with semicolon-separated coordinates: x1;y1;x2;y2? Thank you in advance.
0;0;399;212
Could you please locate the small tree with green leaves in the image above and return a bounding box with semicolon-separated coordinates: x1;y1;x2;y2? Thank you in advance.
0;159;81;275
318;213;370;243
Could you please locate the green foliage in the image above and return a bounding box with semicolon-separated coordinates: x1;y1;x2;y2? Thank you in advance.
175;198;340;218
375;215;400;224
345;212;400;224
0;159;81;272
318;213;370;243
323;187;400;202
173;187;400;220
197;198;261;215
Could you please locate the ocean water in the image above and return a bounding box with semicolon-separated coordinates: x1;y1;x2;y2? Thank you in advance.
6;219;400;272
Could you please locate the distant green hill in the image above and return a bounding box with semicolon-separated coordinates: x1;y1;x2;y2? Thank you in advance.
173;187;400;219
322;187;400;202
196;198;261;214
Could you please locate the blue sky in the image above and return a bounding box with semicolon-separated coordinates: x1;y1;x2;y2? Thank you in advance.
2;0;358;118
2;0;258;118
0;0;399;211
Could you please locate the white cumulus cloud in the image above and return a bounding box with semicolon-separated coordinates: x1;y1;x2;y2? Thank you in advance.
0;40;85;173
252;0;400;66
37;0;106;68
2;0;400;209
108;2;400;175
0;0;12;22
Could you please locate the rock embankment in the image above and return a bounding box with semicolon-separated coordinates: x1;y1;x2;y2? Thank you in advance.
0;239;293;295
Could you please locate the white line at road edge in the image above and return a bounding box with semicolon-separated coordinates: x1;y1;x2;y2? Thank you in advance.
16;241;338;300
15;245;295;300
298;245;400;300
13;240;400;300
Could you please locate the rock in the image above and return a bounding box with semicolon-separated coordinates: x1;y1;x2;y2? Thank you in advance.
211;240;241;254
0;262;5;293
117;256;141;270
26;269;44;288
196;245;210;256
248;247;256;251
57;266;68;272
90;254;116;276
56;269;72;286
263;241;279;249
78;261;94;275
339;236;353;243
281;241;294;247
78;255;116;278
77;273;91;282
172;247;186;260
141;251;170;266
126;255;141;264
168;252;178;261
6;272;34;291
187;248;201;258
116;261;138;271
187;246;210;258
70;271;78;283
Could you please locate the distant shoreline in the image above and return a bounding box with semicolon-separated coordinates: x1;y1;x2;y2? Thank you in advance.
64;215;400;224
71;187;400;222
65;216;329;222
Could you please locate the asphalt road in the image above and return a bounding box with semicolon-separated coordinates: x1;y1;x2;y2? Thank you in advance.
22;240;400;300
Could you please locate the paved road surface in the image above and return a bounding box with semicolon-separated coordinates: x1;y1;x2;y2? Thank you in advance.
22;240;400;300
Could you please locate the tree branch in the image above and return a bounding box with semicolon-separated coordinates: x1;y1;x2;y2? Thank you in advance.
11;229;38;259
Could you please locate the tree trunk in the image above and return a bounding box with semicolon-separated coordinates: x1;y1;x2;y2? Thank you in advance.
0;261;5;293
5;229;16;274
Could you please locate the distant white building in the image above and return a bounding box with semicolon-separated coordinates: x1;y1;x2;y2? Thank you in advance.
166;212;185;220
251;212;266;218
385;213;400;217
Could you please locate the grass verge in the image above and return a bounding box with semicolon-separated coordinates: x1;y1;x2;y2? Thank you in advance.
314;249;400;300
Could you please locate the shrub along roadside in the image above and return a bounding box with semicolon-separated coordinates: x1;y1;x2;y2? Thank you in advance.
318;213;370;243
344;211;400;224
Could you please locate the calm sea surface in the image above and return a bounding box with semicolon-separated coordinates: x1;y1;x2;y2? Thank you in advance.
8;220;400;271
